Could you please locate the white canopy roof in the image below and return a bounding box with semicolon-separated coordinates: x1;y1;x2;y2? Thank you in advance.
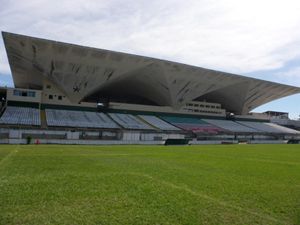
3;31;300;114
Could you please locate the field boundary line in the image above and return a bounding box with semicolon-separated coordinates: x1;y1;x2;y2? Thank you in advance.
0;145;19;169
108;171;290;225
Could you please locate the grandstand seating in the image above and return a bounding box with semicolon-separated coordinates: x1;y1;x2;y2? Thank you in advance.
108;113;154;130
1;106;299;137
267;123;300;134
161;116;222;133
203;119;257;133
237;121;300;134
138;115;181;131
0;106;40;126
45;109;119;128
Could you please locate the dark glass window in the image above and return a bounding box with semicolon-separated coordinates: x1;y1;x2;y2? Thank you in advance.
13;90;21;96
28;91;36;97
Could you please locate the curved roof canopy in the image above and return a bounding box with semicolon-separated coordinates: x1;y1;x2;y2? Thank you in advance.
3;31;300;114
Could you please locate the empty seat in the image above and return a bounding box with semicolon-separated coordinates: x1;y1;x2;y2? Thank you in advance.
45;109;119;128
237;121;300;134
138;115;180;131
161;116;222;133
0;106;40;126
203;119;257;133
266;123;300;134
108;113;153;130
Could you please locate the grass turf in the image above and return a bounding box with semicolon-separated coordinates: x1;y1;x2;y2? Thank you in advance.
0;144;299;225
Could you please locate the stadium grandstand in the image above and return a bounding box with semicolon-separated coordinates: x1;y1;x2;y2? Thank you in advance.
0;31;300;145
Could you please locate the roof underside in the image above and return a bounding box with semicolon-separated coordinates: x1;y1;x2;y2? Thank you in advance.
3;31;300;114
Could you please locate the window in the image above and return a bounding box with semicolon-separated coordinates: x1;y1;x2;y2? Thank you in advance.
13;89;35;97
49;95;53;100
13;90;22;96
58;96;62;100
28;91;36;97
46;85;51;89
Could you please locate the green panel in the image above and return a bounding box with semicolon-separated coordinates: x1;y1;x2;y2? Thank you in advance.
235;118;270;122
164;138;189;145
161;116;208;124
41;103;97;112
7;101;39;108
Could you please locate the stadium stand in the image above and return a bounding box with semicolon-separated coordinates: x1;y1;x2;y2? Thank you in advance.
267;123;300;134
45;109;119;128
203;119;257;133
108;113;154;130
1;32;300;145
160;116;223;133
237;121;300;134
138;115;181;131
0;106;40;126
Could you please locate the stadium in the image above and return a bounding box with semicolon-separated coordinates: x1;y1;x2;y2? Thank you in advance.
1;32;300;225
0;31;300;145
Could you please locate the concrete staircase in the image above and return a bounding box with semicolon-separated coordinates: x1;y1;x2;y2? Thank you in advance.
40;110;48;128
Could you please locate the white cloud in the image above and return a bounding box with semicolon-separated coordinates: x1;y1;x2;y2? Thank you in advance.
0;0;300;77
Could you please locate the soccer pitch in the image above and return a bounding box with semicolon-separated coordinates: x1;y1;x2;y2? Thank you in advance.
0;144;299;225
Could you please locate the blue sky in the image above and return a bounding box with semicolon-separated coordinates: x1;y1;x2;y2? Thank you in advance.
0;0;300;118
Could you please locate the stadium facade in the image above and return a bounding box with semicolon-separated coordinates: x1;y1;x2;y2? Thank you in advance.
0;32;300;145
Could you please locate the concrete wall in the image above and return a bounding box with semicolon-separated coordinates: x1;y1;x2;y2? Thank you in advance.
247;140;288;144
66;131;80;140
41;79;97;108
1;139;164;145
1;128;296;145
0;137;293;145
6;87;42;103
122;132;140;141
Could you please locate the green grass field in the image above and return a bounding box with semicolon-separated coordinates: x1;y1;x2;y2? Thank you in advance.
0;144;299;225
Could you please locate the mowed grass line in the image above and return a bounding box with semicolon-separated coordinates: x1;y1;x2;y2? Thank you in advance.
0;144;299;225
0;145;19;168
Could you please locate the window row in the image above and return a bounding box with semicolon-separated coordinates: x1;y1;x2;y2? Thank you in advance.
13;90;36;97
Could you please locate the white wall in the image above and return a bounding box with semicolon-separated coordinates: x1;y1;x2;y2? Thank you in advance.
248;140;288;144
66;131;80;140
122;132;140;141
3;139;163;145
9;130;22;139
6;87;42;103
